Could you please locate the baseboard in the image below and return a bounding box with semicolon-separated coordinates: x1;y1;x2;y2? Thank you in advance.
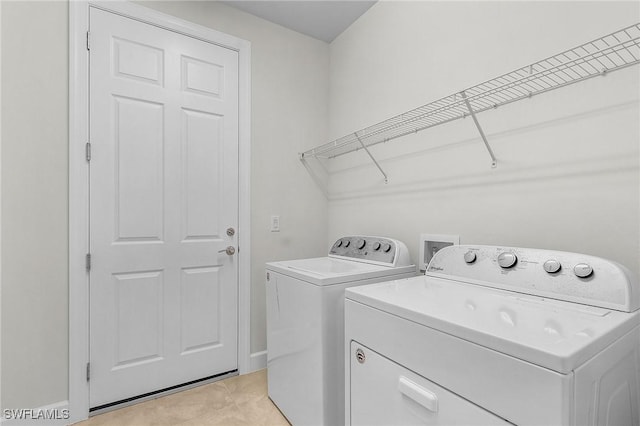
249;350;267;372
1;400;70;426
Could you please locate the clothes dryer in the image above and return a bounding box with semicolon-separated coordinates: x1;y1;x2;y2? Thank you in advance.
345;245;640;426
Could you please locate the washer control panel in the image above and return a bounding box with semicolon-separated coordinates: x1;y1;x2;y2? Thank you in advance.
427;245;638;312
329;236;412;267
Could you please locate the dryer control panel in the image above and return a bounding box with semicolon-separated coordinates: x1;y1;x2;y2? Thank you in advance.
427;245;639;312
329;236;412;268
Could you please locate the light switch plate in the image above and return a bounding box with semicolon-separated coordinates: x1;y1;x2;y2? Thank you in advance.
270;215;280;232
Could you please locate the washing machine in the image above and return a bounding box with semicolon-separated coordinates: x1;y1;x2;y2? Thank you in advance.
345;245;640;426
266;236;416;426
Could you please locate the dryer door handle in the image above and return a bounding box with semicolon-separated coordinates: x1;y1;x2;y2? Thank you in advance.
398;376;438;413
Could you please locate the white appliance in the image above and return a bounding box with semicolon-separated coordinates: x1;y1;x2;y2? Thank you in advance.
266;236;416;426
345;245;640;426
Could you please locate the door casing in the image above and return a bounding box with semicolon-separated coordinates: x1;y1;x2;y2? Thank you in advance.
69;1;252;422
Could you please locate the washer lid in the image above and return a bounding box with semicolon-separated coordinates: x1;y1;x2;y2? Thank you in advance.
266;257;415;286
346;275;640;374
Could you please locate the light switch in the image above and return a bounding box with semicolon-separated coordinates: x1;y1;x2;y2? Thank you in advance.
270;215;280;232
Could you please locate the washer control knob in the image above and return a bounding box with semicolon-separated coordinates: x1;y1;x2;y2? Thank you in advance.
543;259;561;274
343;239;350;247
382;243;392;253
497;252;517;268
463;251;477;264
335;240;343;247
373;242;381;251
574;263;593;278
356;239;366;250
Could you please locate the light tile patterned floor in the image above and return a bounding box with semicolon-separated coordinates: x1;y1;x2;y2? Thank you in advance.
78;369;290;426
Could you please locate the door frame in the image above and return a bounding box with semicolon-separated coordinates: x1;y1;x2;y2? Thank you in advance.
69;1;251;422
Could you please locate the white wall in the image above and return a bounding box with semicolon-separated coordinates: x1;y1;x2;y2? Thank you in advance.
1;1;69;409
327;1;640;278
0;0;4;413
1;0;329;410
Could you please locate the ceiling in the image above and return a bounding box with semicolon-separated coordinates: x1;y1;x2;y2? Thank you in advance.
220;1;377;43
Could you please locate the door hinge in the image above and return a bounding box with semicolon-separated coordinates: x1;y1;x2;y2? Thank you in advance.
86;142;92;162
86;31;91;50
86;362;90;382
86;253;92;271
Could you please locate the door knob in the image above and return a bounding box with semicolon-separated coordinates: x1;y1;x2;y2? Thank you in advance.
219;246;236;256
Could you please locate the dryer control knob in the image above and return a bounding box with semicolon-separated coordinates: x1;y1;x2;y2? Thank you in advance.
574;263;593;278
464;251;477;264
342;239;350;247
356;239;366;250
373;242;381;251
543;259;561;274
382;243;392;252
497;252;517;268
335;240;343;247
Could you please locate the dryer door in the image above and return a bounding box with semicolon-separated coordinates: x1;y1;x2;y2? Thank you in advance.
349;342;512;426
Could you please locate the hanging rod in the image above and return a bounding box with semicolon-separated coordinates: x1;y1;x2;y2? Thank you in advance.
300;23;640;161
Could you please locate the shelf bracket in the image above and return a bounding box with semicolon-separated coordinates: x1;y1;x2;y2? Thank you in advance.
355;133;388;183
460;91;497;168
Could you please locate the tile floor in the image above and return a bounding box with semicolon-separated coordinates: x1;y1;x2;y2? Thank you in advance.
78;369;290;426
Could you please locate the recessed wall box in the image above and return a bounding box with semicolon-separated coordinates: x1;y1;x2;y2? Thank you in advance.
419;234;460;272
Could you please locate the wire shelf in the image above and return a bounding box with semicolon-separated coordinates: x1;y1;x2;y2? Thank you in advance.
301;23;640;160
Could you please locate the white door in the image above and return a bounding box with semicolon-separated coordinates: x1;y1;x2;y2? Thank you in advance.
89;7;239;407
